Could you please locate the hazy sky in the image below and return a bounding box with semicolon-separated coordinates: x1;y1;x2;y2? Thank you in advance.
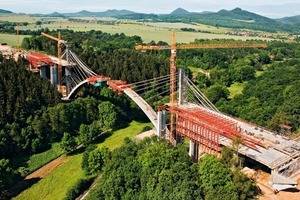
1;0;300;18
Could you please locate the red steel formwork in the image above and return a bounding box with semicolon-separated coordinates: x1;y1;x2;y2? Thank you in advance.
177;114;220;155
27;52;53;69
174;107;221;155
107;80;132;95
87;75;111;84
169;106;264;154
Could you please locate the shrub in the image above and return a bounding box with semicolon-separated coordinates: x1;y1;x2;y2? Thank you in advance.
64;177;94;200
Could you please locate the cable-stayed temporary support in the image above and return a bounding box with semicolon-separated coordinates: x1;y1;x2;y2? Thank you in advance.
185;78;220;113
129;73;179;105
176;69;219;113
61;48;102;100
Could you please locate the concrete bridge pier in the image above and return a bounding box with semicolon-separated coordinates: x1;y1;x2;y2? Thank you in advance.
157;110;166;137
189;140;199;161
178;68;186;105
50;65;58;87
39;66;47;79
65;67;72;96
175;134;183;145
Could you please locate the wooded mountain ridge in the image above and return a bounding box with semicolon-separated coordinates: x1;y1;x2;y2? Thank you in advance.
2;7;300;33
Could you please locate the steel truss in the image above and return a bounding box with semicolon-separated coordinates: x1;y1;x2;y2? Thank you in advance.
169;106;264;154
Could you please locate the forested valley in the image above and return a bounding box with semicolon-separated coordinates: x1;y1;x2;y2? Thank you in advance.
85;137;256;200
1;29;300;199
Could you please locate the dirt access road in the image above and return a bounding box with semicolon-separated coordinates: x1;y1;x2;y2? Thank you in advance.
10;155;69;197
253;171;300;200
25;155;69;179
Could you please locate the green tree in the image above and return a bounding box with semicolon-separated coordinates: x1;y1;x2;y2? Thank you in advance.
232;169;256;200
98;101;118;130
35;21;42;25
64;178;94;200
78;124;92;146
78;122;101;146
198;154;238;199
236;65;255;82
197;73;211;89
87;138;202;200
83;147;110;175
61;132;77;153
206;85;230;104
0;159;15;194
221;146;234;167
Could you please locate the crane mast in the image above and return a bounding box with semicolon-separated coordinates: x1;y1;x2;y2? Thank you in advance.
170;32;177;144
135;31;267;145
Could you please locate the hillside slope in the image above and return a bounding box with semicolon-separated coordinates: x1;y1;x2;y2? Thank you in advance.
0;9;13;14
159;8;297;32
62;9;136;17
277;15;300;25
118;7;299;33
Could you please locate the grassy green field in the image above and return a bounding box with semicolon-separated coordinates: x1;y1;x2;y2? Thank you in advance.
0;34;28;46
0;14;275;44
97;121;152;150
32;22;271;44
27;143;64;172
14;121;152;200
14;154;83;200
228;82;247;99
1;14;270;44
188;66;210;77
188;66;198;74
0;15;36;23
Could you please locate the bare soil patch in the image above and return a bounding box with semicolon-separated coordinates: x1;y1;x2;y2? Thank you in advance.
253;171;300;200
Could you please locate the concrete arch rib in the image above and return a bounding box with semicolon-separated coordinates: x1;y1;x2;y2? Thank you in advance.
62;83;158;130
123;89;158;130
62;79;89;101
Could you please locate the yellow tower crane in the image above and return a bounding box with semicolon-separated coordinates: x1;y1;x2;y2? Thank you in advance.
135;32;267;144
41;32;67;91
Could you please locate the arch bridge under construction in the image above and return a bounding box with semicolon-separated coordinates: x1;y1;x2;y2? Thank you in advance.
26;33;300;191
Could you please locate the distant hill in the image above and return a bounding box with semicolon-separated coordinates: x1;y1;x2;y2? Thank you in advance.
153;7;298;33
170;8;190;15
115;7;299;32
216;7;273;21
0;9;13;14
63;9;136;17
44;7;299;33
47;12;66;17
197;11;214;14
277;15;300;24
4;7;300;33
117;13;158;20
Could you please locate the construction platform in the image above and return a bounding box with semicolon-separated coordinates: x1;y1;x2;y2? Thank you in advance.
180;103;300;175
